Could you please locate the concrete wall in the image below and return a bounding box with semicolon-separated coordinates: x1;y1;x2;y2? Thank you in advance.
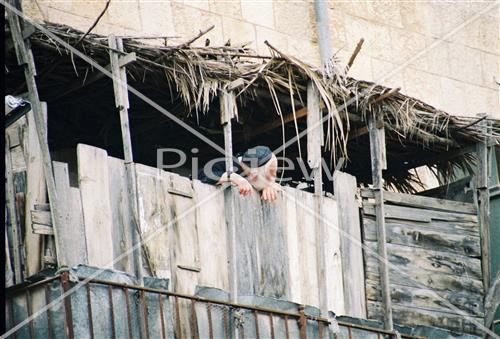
23;1;499;119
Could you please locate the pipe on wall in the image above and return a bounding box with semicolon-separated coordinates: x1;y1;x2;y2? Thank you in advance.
313;0;333;72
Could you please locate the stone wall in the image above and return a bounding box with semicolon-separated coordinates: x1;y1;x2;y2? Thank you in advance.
23;1;499;118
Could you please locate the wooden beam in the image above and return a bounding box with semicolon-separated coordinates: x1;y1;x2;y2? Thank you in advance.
476;114;491;291
369;87;400;106
108;36;144;285
346;38;364;70
7;2;66;269
5;137;23;283
485;269;500;329
248;106;308;138
368;112;393;330
307;82;323;195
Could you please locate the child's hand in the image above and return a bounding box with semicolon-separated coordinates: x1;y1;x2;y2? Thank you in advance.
261;184;280;202
231;174;253;196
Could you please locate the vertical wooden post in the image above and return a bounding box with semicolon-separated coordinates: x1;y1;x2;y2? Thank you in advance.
6;2;65;268
5;137;23;284
220;89;239;338
476;113;491;291
307;82;328;316
368;112;393;330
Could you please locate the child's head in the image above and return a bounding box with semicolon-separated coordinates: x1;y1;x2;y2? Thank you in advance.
240;146;277;191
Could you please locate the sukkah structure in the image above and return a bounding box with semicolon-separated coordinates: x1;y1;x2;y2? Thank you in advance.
6;23;500;193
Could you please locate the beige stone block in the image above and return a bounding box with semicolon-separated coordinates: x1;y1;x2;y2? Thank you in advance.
439;77;467;116
70;0;112;20
46;7;97;32
240;0;274;28
172;3;224;46
389;28;426;69
208;0;242;18
274;1;315;41
287;36;320;67
343;14;393;62
45;0;73;13
107;0;141;31
463;84;499;118
328;8;347;51
139;1;175;37
371;58;405;91
480;51;500;90
364;1;403;28
403;68;442;109
399;2;426;34
21;1;47;21
255;25;288;56
329;1;367;20
424;37;451;78
448;44;482;86
182;0;210;11
346;54;373;82
222;16;256;49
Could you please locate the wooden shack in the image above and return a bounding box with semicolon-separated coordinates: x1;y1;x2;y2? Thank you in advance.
5;13;500;338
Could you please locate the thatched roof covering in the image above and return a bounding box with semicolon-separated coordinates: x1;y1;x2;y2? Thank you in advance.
6;23;500;193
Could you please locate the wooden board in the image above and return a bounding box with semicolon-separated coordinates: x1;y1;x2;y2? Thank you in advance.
334;171;366;318
367;301;483;335
363;203;478;223
31;210;51;226
135;164;172;280
361;189;477;215
22;110;46;276
363;217;481;257
193;180;228;291
107;156;134;274
77;144;114;268
53;161;87;268
366;280;484;317
364;257;484;297
322;195;345;314
364;241;482;279
282;187;301;303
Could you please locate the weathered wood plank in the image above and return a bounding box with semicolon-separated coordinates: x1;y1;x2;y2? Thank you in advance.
165;171;200;295
367;301;483;335
282;186;301;303
22;107;47;276
307;81;322;195
366;280;484;317
77;144;114;268
364;241;482;279
364;257;484;297
107;156;134;274
367;112;392;330
193;180;228;291
361;189;477;215
485;269;500;329
363;217;481;257
53;161;88;267
334;171;366;318
30;210;51;226
135;164;172;279
32;224;54;236
363;203;478;223
322;195;345;314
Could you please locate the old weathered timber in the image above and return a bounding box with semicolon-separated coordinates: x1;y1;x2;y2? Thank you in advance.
53;161;87;267
333;171;366;317
108;35;144;283
476;115;491;291
484;269;500;329
367;112;392;330
307;81;328;317
361;189;477;215
6;2;65;269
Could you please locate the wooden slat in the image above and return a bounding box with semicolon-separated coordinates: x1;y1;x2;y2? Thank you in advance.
485;269;500;328
333;171;366;317
107;156;134;274
32;223;54;235
367;301;483;335
361;189;477;215
362;203;478;223
366;280;484;317
31;210;51;226
364;241;482;279
77;144;114;268
53;161;88;267
363;217;480;257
